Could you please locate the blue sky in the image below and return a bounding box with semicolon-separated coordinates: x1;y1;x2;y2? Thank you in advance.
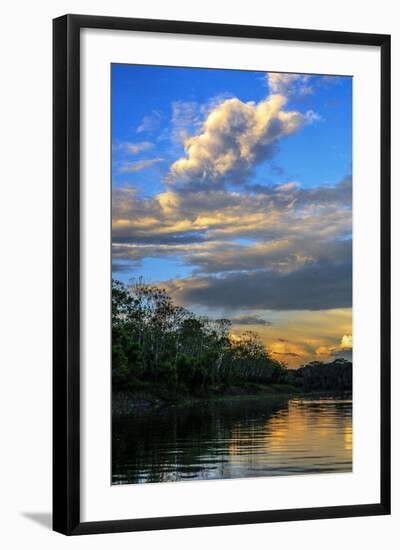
112;65;351;191
111;64;352;366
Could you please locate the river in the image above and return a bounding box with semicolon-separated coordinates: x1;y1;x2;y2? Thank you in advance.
112;395;352;484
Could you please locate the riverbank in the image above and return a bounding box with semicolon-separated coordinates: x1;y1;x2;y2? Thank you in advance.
112;382;306;417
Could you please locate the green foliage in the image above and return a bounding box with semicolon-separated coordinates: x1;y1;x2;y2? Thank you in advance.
294;358;352;390
112;278;352;394
112;278;286;391
112;324;144;390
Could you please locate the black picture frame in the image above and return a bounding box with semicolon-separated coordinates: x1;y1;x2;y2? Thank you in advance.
53;14;391;536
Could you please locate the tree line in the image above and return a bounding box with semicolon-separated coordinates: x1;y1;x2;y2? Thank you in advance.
293;359;352;391
112;279;352;394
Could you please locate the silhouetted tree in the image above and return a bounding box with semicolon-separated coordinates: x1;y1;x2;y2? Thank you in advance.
112;279;286;391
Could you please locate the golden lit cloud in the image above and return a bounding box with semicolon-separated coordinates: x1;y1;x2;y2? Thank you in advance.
112;179;351;247
229;308;352;367
341;334;352;349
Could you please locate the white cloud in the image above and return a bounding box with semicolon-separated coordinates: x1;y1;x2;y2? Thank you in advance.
113;141;155;155
171;94;234;144
305;110;323;124
125;141;154;154
171;101;203;144
119;158;164;173
341;334;352;349
267;72;312;96
136;110;162;134
169;95;304;186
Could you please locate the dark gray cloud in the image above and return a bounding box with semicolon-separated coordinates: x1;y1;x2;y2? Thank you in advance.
112;176;352;313
332;348;353;360
112;233;208;246
245;176;352;209
112;261;140;274
295;176;352;207
189;238;352;275
167;260;352;311
229;315;272;326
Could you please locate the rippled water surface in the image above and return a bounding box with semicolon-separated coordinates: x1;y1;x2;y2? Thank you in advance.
112;396;352;484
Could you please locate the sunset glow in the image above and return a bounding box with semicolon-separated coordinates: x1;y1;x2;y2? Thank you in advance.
112;65;352;368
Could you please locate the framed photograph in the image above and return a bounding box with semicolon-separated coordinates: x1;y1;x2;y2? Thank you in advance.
53;14;391;535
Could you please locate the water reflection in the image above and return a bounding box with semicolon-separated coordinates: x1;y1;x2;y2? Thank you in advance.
112;396;352;485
